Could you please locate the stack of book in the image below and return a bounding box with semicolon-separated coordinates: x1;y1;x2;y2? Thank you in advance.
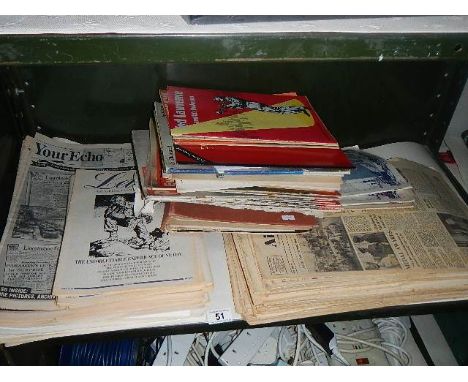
134;86;354;232
159;86;351;169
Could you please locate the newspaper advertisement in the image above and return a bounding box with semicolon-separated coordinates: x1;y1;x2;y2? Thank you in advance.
233;159;468;278
0;133;134;309
53;169;204;295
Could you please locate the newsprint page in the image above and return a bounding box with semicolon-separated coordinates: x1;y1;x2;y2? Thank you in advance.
53;168;206;297
0;134;134;310
236;158;468;280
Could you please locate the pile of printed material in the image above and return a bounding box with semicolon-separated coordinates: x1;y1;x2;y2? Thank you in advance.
224;158;468;325
2;86;468;347
135;86;355;232
339;149;414;210
0;134;235;347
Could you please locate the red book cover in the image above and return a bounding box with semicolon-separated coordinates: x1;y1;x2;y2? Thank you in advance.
164;202;317;228
164;86;338;146
173;142;352;168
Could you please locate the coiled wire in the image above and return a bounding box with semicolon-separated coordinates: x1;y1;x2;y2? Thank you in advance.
59;338;138;366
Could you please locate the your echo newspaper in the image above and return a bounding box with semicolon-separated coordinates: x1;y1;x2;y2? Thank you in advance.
0;134;134;310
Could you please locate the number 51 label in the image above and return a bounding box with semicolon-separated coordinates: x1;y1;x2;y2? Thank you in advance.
207;308;233;324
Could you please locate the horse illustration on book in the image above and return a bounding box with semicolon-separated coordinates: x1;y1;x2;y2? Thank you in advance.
213;96;311;116
89;194;169;257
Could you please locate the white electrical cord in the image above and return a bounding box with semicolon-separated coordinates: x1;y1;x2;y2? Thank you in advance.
189;342;204;365
301;325;329;366
184;331;240;366
373;317;412;366
301;325;327;354
209;340;229;366
336;333;410;366
277;326;297;364
204;332;218;366
203;333;213;366
166;336;172;366
181;319;411;366
323;318;412;366
277;327;286;362
293;325;302;366
186;352;199;366
185;333;205;366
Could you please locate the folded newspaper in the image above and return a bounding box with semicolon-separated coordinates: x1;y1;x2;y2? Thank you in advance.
0;134;237;346
225;158;468;324
0;133;134;310
53;168;213;307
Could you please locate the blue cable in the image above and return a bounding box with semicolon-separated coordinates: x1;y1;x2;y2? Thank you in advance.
59;338;138;366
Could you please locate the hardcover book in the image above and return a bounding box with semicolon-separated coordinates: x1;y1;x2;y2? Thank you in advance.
158;87;352;169
164;86;338;146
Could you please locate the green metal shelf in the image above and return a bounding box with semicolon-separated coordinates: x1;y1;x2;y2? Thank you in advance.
1;33;468;65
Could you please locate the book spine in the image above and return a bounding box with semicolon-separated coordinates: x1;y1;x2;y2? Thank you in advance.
153;102;178;172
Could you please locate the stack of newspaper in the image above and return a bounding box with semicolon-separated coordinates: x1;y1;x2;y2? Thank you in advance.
0;134;235;347
224;159;468;324
52;169;213;310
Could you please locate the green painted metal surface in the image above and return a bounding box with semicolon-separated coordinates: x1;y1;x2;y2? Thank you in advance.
17;61;467;149
18;65;161;142
1;33;468;65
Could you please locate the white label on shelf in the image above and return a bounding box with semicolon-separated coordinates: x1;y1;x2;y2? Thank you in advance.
281;214;295;221
207;308;233;324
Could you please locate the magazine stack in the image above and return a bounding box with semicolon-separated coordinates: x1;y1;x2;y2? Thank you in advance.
136;86;355;232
